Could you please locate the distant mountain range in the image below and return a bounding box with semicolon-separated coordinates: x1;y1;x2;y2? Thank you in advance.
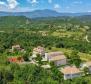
0;9;91;18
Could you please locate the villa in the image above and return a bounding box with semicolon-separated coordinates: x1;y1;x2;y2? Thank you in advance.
81;61;91;73
33;46;45;57
9;45;25;53
45;51;66;66
61;66;82;80
12;45;21;51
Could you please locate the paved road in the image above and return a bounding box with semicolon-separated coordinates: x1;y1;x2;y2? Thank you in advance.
85;35;90;43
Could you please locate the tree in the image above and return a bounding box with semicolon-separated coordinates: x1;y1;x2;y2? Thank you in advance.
51;66;63;83
37;78;58;84
69;50;81;67
23;52;29;61
50;61;56;68
84;67;89;76
10;63;20;71
0;71;3;84
35;54;42;65
0;69;14;83
50;62;63;83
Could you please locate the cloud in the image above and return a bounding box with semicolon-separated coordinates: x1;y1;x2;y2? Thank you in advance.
7;0;19;9
54;4;60;12
0;0;34;12
0;1;7;11
0;1;6;6
0;1;8;9
10;7;34;12
48;0;52;4
54;4;60;9
88;10;91;12
27;0;38;4
0;0;19;10
31;0;38;4
73;1;82;4
27;0;38;6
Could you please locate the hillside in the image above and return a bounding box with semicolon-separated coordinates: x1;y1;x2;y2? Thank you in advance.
1;16;91;84
0;16;91;30
0;16;31;28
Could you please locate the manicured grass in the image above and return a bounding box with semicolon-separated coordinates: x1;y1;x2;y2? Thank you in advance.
51;31;84;38
46;47;91;61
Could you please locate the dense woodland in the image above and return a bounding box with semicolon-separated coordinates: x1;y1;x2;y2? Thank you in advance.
0;16;91;84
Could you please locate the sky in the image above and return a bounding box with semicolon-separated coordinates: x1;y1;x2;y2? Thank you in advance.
0;0;91;12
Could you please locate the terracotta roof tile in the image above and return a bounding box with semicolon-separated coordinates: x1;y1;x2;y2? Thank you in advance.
50;55;66;61
61;66;81;74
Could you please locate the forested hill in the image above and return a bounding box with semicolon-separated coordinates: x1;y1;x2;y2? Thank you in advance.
0;16;31;28
0;9;91;18
0;15;91;29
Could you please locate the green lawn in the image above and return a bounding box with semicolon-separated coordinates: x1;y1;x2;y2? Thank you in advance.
46;47;91;61
51;31;84;38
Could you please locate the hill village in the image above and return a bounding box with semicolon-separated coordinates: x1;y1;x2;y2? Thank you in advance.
7;44;91;80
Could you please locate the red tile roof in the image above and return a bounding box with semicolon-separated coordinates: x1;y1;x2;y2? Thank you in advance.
61;66;81;74
8;57;24;63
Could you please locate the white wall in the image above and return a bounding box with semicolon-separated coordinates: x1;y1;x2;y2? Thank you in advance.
64;73;81;80
54;59;66;66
